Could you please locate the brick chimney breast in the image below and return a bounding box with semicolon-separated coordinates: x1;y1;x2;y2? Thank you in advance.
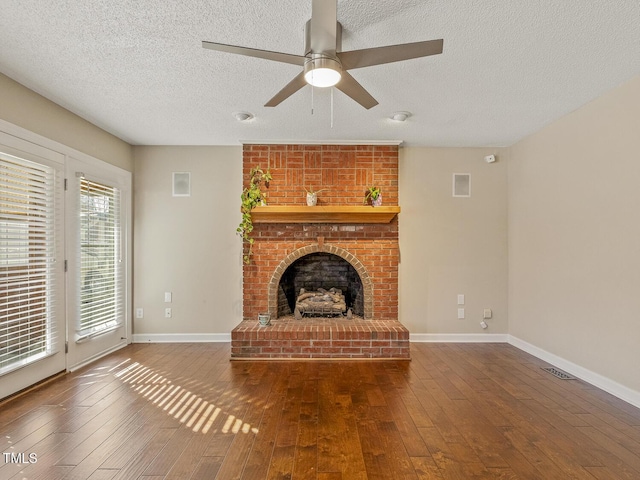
242;144;399;322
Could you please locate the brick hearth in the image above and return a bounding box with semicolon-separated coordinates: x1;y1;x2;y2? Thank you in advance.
231;318;410;359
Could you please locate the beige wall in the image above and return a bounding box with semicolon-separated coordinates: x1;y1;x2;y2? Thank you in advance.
399;147;509;335
509;75;640;393
0;73;132;171
133;146;243;335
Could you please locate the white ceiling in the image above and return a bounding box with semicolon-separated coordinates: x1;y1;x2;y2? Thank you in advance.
1;1;639;147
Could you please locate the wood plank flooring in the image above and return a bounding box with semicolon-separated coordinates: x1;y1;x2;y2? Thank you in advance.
1;342;640;479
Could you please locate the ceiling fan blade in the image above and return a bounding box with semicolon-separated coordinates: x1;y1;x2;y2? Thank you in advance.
335;71;378;109
309;0;338;53
338;39;443;70
265;71;308;107
202;41;306;66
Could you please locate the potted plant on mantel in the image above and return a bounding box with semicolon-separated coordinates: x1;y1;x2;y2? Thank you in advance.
364;186;382;207
304;186;327;206
237;166;272;264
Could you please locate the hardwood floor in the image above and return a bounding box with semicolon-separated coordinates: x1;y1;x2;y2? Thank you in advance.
1;342;639;479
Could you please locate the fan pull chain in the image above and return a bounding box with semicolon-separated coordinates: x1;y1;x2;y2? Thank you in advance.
331;88;335;128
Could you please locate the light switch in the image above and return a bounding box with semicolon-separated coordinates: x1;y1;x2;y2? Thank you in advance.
457;294;465;305
164;292;172;303
457;308;465;319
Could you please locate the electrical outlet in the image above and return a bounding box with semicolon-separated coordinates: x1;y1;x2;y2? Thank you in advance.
135;308;144;319
457;294;465;305
483;308;493;319
164;308;172;318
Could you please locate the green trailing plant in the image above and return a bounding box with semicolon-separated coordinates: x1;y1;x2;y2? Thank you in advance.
237;166;272;264
363;186;381;205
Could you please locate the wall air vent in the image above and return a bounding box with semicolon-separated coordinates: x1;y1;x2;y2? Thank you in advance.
453;173;471;197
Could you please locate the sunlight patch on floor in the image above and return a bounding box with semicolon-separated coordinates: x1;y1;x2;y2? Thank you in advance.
113;359;259;435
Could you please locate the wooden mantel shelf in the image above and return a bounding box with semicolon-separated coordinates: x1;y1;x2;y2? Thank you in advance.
251;205;401;224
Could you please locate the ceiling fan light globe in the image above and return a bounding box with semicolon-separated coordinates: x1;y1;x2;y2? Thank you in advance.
304;68;341;87
304;56;342;87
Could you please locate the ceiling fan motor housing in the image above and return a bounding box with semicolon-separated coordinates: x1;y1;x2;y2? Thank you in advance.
305;19;342;54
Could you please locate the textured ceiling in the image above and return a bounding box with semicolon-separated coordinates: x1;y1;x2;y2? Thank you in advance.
1;0;639;146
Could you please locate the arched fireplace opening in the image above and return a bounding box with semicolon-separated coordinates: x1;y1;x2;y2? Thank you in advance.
277;253;364;318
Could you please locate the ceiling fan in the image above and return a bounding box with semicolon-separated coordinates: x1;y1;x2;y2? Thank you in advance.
202;0;443;109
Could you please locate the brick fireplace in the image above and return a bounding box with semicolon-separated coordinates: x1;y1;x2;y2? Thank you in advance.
230;144;409;359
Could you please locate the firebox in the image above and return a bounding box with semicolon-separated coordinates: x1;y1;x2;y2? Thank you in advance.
277;253;364;318
267;243;374;320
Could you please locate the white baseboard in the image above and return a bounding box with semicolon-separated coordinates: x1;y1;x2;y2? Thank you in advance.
410;333;509;343
132;333;231;343
508;335;640;409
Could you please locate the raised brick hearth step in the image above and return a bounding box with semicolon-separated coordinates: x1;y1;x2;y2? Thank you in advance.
231;318;410;360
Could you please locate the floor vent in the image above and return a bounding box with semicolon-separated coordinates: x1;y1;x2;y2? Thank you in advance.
542;367;575;380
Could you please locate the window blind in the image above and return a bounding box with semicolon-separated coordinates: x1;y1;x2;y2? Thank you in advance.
78;176;122;338
0;153;57;374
